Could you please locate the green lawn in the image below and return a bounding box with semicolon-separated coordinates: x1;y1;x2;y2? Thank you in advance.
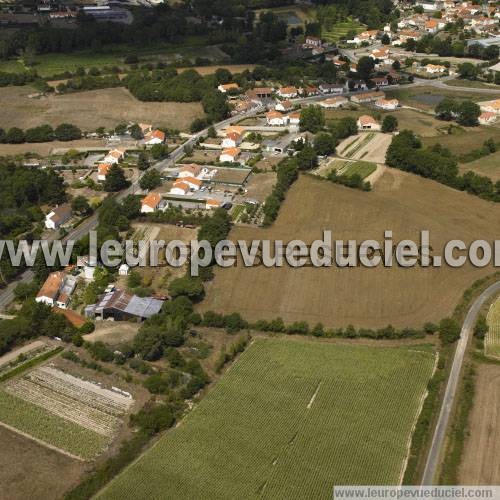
98;338;435;499
322;18;365;43
0;390;108;459
342;160;377;179
486;297;500;359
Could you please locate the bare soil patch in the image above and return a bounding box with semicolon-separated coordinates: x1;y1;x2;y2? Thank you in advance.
460;363;500;484
0;425;85;500
83;322;140;345
200;171;500;328
244;172;277;202
0;86;203;131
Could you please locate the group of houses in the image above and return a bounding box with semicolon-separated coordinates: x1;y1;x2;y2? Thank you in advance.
318;90;399;111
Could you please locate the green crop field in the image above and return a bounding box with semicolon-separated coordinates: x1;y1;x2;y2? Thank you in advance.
342;161;377;179
486;297;500;358
0;390;108;459
99;338;435;499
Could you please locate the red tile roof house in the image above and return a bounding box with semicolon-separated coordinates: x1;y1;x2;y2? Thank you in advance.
144;129;166;145
141;192;163;213
97;162;112;182
36;271;77;309
357;115;381;131
277;86;298;99
45;203;72;230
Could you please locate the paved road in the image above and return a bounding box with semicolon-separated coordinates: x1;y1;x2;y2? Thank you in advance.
421;280;500;485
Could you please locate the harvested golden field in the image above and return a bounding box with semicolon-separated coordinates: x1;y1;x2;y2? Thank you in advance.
459;364;500;484
200;171;500;328
0;86;204;131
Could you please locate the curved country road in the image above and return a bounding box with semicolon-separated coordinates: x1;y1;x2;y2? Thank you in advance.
421;280;500;485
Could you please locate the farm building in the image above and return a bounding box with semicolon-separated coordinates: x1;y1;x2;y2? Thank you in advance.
85;289;164;321
357;115;381;131
45;204;72;230
288;112;300;125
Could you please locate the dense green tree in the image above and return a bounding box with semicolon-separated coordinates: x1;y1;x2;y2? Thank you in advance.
103;164;129;192
296;144;318;170
139;169;161;191
381;115;398;133
71;195;91;215
54;123;82;141
314;132;336;156
299;105;325;133
439;318;460;344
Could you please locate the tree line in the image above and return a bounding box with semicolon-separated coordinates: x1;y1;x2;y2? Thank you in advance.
386;130;500;202
0;123;82;144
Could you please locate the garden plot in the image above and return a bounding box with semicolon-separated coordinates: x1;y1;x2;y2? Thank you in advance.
338;133;392;163
0;366;133;459
486;297;500;358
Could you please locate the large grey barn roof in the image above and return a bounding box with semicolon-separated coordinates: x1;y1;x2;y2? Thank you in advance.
94;289;164;319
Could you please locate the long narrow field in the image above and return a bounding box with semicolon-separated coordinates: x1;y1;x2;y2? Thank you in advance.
201;172;500;328
486;297;500;358
98;338;435;499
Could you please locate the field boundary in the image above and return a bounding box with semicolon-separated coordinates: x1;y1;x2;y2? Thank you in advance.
0;419;84;461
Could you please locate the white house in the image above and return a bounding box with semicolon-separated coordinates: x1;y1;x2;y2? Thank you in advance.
277;86;298;99
319;83;344;94
219;147;241;163
275;100;294;112
479;112;497;125
288;112;300;125
357;115;381;131
371;48;390;60
178;164;202;178
266;111;289;126
141;192;162;213
320;96;348;108
479;99;500;114
36;271;76;309
144;129;165;145
103;148;125;164
217;82;240;93
97;163;112;182
181;176;202;190
118;264;130;276
222;131;243;148
425;64;446;74
375;98;399;110
170;181;190;196
45;204;72;230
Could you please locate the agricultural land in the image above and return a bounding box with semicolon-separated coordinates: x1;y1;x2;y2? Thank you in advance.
98;338;436;499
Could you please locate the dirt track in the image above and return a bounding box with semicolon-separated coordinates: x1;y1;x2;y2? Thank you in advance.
460;364;500;484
